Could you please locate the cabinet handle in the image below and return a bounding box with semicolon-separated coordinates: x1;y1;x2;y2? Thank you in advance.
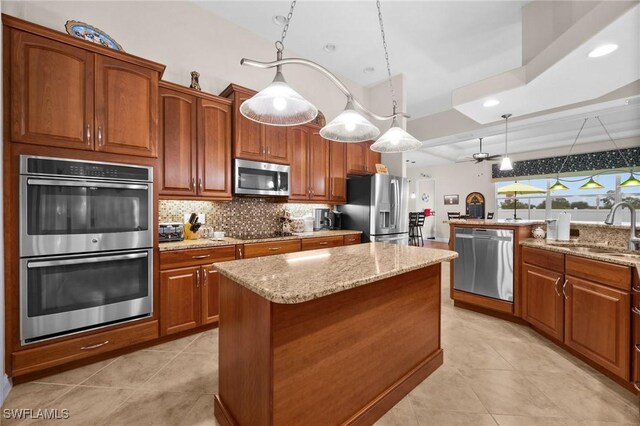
238;247;243;258
553;277;561;296
203;270;208;286
634;382;640;392
199;178;203;192
632;307;640;316
319;242;329;245
267;148;271;156
633;286;640;293
196;269;200;287
97;126;103;146
191;178;196;190
86;124;91;145
192;254;210;259
635;344;640;353
562;280;568;299
81;340;110;350
269;247;281;251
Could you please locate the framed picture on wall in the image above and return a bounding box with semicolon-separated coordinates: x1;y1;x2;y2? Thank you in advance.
443;194;459;205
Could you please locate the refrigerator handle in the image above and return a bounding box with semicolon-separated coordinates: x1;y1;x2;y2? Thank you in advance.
395;178;400;230
390;179;397;229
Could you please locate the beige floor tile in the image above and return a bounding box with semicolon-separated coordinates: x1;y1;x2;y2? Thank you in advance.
144;334;201;352
443;341;513;373
103;390;200;426
409;367;486;413
33;359;116;386
487;340;581;373
462;370;564;417
142;352;218;394
493;414;639;426
374;396;418;426
82;350;177;388
413;410;497;426
183;329;218;355
524;371;639;424
1;383;74;425
180;394;217;426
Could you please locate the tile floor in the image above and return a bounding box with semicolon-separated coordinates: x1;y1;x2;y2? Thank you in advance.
2;263;639;425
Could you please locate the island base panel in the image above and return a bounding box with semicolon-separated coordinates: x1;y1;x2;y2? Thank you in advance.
216;264;443;425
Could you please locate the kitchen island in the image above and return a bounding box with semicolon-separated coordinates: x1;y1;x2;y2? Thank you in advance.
213;243;457;426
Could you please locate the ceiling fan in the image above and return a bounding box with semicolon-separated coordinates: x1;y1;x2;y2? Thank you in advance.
462;138;503;163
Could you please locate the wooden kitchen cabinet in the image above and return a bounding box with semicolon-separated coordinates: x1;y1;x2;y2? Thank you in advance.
347;141;379;175
367;142;382;173
160;266;201;336
309;130;330;201
288;127;330;201
329;141;347;203
242;240;301;259
201;265;220;325
7;18;165;157
221;84;291;165
288;126;311;201
159;82;232;200
343;234;362;245
522;264;564;342
564;275;630;380
301;236;344;251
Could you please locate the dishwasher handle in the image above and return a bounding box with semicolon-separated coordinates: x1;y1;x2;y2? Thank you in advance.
455;234;512;242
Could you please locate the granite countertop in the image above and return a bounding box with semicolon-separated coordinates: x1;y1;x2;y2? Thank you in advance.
521;238;640;267
158;230;362;252
213;242;458;304
446;219;539;227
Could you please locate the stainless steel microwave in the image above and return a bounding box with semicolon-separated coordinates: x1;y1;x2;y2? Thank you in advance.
234;159;290;197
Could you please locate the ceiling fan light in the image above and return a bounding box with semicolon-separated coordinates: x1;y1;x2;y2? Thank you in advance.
579;177;604;190
620;172;640;187
499;156;513;171
550;178;569;191
370;118;422;153
240;70;317;126
320;99;380;142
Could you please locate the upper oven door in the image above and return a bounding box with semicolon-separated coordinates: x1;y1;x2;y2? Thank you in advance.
20;176;153;257
234;159;290;196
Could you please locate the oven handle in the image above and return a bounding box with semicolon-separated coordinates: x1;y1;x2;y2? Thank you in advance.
27;252;148;269
27;178;148;191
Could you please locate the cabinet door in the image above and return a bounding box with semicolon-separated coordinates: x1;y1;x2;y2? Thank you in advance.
329;141;347;203
264;126;291;164
95;55;158;157
309;131;330;201
346;142;368;175
366;141;381;174
564;275;630;380
197;98;232;199
160;266;201;335
522;264;564;342
233;92;264;161
10;30;94;149
201;265;220;325
288;126;310;201
159;87;197;196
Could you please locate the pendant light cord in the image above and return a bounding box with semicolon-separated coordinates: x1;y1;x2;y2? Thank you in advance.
276;1;297;52
556;117;588;176
596;116;632;170
376;0;397;112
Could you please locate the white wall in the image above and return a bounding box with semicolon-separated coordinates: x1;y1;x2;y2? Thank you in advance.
0;0;8;405
2;1;369;121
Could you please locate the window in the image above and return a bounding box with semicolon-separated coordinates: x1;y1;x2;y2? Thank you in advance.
495;172;640;222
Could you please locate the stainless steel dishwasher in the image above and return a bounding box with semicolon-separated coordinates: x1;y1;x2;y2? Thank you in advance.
453;227;514;302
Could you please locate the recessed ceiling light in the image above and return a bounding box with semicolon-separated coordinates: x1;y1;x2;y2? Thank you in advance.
588;44;618;58
363;66;375;74
323;43;336;53
482;99;500;108
272;15;288;26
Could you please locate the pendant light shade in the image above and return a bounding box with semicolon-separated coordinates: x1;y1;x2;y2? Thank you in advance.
240;70;317;126
320;99;380;142
579;177;604;190
550;178;570;191
499;114;513;171
370;118;422;153
620;172;640;187
500;156;513;171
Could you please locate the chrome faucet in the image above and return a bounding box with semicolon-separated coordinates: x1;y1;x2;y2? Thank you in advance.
604;202;640;251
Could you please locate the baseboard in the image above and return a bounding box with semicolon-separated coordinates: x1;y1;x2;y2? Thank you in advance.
1;374;12;405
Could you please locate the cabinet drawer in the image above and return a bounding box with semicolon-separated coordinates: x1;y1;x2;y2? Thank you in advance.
566;255;631;291
522;246;564;273
12;320;158;377
343;234;362;245
243;240;301;259
633;296;640;384
160;245;236;270
301;236;344;251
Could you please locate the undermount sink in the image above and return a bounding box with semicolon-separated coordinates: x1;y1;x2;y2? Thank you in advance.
570;246;616;254
605;253;640;260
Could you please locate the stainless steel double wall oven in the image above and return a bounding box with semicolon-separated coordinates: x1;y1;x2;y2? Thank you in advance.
19;156;154;343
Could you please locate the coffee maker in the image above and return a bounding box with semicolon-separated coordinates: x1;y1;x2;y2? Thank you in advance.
313;208;330;231
327;211;342;230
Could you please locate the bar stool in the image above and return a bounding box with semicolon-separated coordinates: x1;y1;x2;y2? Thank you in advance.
415;212;426;246
408;212;419;246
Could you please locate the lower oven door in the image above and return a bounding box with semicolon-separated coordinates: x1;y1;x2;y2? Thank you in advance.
20;249;153;344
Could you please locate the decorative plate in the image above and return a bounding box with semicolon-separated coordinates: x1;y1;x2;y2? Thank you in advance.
65;20;124;51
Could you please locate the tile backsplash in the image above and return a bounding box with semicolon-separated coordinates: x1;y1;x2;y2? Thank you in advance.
159;198;332;236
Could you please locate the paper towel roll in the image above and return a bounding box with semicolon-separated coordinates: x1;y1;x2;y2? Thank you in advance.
557;212;571;241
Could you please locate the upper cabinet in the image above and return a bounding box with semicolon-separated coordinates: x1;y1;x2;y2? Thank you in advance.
159;82;232;201
347;141;379;175
287;126;330;202
329;141;347;203
221;84;291;165
5;15;165;157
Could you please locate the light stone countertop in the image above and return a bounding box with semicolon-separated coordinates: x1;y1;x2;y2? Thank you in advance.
158;230;362;252
521;238;640;267
447;219;638;230
213;242;458;304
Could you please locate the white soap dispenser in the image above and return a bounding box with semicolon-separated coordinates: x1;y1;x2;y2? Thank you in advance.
557;211;571;241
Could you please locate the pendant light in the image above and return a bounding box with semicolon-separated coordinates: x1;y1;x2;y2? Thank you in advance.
579;176;605;190
596;116;639;188
549;177;570;191
239;3;317;126
550;118;588;191
369;0;422;154
499;114;513;171
620;172;640;187
320;98;380;142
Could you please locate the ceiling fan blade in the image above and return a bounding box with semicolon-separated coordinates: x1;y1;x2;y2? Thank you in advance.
486;155;502;160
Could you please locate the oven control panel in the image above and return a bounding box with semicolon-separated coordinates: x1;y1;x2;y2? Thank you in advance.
22;156;151;182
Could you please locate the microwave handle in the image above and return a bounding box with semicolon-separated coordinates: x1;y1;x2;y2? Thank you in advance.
27;252;149;269
27;178;148;191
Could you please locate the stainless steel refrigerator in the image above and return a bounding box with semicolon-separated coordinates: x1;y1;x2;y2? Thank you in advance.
337;174;409;245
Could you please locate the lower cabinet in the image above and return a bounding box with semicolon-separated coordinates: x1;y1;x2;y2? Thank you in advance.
522;264;564;342
202;265;220;325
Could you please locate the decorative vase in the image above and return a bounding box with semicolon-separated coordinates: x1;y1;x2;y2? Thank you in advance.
190;71;201;91
532;227;546;239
